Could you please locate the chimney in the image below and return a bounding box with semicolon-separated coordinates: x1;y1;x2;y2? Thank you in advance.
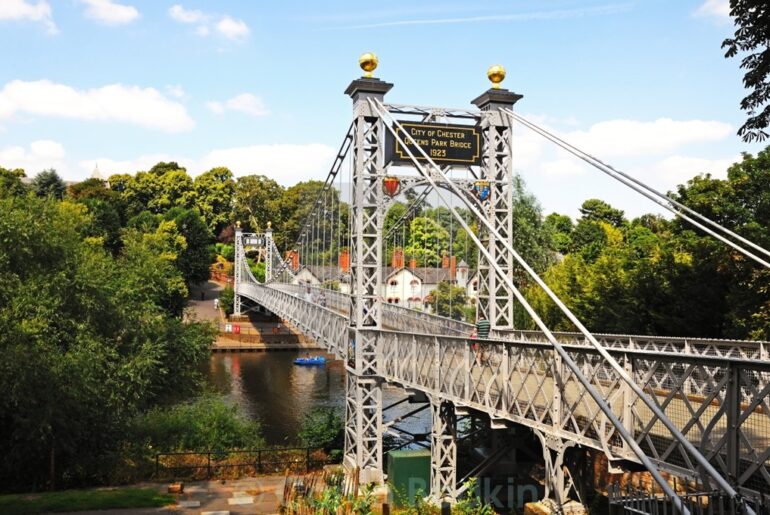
285;250;300;272
391;247;404;268
339;248;350;274
409;256;417;269
442;253;450;269
450;256;457;281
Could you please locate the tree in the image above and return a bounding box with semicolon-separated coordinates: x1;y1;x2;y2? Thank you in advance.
511;174;555;274
428;281;468;320
578;198;625;227
67;178;114;202
233;175;284;233
121;162;194;217
0;195;213;489
194;167;235;236
0;167;28;197
165;207;215;286
722;0;770;142
405;216;449;266
32;169;66;199
545;213;574;253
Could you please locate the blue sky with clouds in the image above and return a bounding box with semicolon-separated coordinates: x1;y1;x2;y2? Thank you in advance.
0;0;762;217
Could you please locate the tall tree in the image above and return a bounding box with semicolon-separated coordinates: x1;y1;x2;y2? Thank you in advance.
32;169;66;200
723;0;770;142
232;175;284;234
164;207;215;286
194;167;235;236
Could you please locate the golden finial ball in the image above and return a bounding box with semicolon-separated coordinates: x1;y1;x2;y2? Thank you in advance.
359;52;378;78
236;220;241;228
487;65;506;89
267;221;272;229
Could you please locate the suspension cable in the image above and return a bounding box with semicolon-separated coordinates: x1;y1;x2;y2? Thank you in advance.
503;108;770;269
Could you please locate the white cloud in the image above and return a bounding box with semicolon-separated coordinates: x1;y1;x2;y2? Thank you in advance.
165;84;187;99
216;15;249;39
565;118;732;158
0;140;67;176
632;155;737;191
540;158;588;177
196;144;336;184
80;0;138;25
168;4;249;41
168;4;204;24
0;80;195;133
693;0;730;21
207;93;268;117
0;0;57;33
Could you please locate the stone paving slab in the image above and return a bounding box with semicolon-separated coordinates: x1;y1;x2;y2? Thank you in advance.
227;496;255;505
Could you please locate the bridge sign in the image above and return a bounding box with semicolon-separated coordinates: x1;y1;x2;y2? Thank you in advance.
386;121;481;166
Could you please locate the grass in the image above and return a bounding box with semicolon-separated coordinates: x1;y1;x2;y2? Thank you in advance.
0;487;175;514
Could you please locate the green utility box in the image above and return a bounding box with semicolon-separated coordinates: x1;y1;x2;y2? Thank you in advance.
386;449;431;507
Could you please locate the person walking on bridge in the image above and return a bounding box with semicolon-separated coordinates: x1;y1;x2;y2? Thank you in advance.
475;314;490;339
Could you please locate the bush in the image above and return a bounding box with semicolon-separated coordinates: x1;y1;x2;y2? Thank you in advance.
215;243;235;262
220;285;234;315
298;407;343;451
131;394;264;452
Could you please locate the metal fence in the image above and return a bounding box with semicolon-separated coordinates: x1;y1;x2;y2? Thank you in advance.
608;484;769;515
154;447;340;480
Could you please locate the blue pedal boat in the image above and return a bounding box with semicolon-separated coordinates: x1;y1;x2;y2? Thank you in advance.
294;356;327;366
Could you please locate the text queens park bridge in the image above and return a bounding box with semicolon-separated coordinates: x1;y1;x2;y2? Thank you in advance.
233;55;770;515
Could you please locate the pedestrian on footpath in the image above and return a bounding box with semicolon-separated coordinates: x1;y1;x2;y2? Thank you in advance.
214;298;219;310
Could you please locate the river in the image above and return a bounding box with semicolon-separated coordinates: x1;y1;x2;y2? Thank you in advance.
206;352;430;446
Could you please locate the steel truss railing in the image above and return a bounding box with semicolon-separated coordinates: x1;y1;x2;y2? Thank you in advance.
265;283;770;362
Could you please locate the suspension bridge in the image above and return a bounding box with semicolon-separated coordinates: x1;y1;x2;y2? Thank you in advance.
231;55;770;514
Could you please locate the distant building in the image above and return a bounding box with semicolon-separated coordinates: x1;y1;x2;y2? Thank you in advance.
290;248;478;314
91;163;109;188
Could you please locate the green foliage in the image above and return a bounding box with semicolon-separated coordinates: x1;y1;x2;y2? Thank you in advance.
247;258;266;282
405;217;449;266
32;169;66;199
0;195;215;490
164;207;215;285
216;242;235;261
194;167;235;235
131;394;264;452
511;174;555;274
298;407;343;451
428;281;468;320
233;174;284;233
122;162;195;218
0;488;174;514
220;285;235;315
545;213;573;253
722;0;770;143
0;167;29;197
578;198;625;227
453;478;496;515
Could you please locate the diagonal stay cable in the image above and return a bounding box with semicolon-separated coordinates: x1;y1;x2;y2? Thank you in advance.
504;108;770;269
371;97;749;514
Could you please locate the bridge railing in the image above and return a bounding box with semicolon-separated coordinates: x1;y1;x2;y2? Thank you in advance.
265;281;769;359
373;328;770;498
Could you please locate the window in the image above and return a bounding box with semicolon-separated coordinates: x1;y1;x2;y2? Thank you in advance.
389;280;398;286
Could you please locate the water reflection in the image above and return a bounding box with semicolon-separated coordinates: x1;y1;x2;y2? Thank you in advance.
207;352;429;446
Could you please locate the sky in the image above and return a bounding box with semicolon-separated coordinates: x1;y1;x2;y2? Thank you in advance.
0;0;763;218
